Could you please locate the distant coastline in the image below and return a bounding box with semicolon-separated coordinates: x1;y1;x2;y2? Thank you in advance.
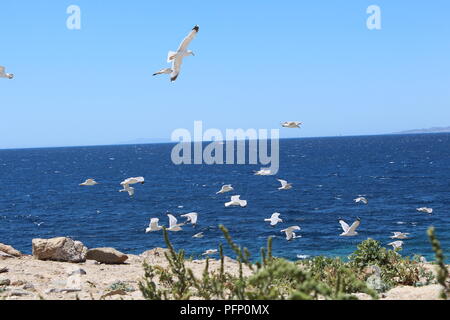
2;130;450;151
393;126;450;135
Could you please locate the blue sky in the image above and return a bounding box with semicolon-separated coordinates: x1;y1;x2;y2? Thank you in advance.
1;0;449;149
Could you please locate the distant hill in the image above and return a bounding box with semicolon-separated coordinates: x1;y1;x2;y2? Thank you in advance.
118;138;172;145
394;126;450;134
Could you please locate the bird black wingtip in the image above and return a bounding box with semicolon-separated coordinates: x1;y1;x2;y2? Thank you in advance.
193;25;199;32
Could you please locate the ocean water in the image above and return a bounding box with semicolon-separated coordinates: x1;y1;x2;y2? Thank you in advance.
0;134;449;262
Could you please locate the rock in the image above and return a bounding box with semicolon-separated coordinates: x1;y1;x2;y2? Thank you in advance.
65;275;82;291
0;243;22;257
140;248;169;263
0;267;8;273
11;280;25;286
23;283;35;291
32;237;87;263
0;278;11;286
86;248;128;264
9;289;31;296
66;266;87;276
0;251;14;259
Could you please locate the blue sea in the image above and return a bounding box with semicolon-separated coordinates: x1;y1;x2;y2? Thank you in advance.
0;134;449;262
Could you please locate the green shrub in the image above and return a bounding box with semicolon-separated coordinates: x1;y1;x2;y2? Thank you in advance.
349;238;433;290
428;227;449;300
139;226;378;300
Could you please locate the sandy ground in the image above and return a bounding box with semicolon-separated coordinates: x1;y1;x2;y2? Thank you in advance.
0;249;447;300
0;248;251;300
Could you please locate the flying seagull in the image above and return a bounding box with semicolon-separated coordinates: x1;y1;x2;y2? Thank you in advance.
167;214;184;232
277;179;292;190
264;212;283;226
339;217;361;236
416;207;433;214
153;25;199;82
216;184;234;194
202;249;218;256
354;197;368;205
119;185;135;196
120;177;145;186
390;232;410;239
193;232;204;238
79;179;98;186
225;195;247;207
153;68;172;76
281;121;302;128
388;241;404;250
0;66;13;79
181;212;198;226
145;218;163;233
119;177;144;196
281;226;301;241
254;168;272;176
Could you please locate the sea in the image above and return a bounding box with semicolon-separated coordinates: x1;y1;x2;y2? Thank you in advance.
0;134;449;262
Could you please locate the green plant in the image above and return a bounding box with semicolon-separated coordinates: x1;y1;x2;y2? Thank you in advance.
108;281;135;293
139;225;379;300
348;238;431;290
427;227;449;299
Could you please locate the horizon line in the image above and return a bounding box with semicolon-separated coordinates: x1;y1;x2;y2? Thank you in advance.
1;131;449;152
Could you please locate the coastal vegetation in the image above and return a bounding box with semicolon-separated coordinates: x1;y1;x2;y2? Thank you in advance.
139;225;447;300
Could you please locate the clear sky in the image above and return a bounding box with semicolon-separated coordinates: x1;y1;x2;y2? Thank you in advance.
1;0;449;149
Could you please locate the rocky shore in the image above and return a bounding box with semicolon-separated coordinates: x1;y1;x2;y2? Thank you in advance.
0;239;447;300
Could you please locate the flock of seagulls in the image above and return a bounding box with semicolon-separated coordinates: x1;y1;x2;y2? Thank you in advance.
1;24;431;259
77;170;431;255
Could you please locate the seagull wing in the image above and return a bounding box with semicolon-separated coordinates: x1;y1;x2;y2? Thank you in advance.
134;176;145;183
177;25;199;52
230;195;240;202
120;178;131;185
181;212;198;224
271;212;280;219
277;179;288;187
283;228;293;239
167;214;178;228
170;55;183;82
0;66;4;73
150;218;159;228
127;186;135;196
339;220;350;233
348;219;361;233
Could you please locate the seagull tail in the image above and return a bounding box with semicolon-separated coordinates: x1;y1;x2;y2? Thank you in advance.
167;51;177;63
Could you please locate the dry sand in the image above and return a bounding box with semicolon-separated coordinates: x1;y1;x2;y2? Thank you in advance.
0;248;251;300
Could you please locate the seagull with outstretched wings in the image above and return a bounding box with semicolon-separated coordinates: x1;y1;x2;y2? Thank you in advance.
153;25;199;82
